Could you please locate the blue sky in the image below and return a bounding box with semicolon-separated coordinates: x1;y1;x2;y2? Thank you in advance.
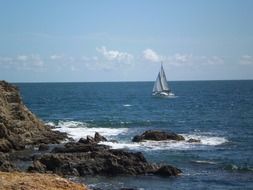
0;0;253;82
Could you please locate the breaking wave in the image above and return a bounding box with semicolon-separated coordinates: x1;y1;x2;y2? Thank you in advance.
47;121;128;140
48;121;228;151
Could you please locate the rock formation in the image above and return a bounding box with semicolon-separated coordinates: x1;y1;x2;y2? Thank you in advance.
0;81;67;152
132;130;185;142
29;133;182;177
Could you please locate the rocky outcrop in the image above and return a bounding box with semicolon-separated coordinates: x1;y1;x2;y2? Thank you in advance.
29;133;182;177
132;130;185;142
78;132;107;144
0;153;17;172
0;171;87;190
0;81;67;152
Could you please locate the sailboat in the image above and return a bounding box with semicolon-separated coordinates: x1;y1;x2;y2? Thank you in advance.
152;63;175;97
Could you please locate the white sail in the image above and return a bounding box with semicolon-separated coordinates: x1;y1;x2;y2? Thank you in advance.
153;72;162;92
159;65;170;91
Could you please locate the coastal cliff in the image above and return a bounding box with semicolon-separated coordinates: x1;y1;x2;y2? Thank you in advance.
0;81;85;189
0;80;67;152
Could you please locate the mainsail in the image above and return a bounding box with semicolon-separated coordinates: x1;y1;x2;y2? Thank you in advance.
152;64;170;93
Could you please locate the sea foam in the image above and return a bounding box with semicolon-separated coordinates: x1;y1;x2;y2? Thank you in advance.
49;121;228;151
47;121;128;140
100;133;228;151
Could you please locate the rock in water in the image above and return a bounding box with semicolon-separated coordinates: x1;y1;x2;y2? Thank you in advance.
187;138;201;143
0;81;67;152
132;130;185;142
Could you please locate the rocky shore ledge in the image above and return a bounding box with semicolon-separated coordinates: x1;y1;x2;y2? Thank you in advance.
0;81;182;189
28;133;182;177
0;171;87;190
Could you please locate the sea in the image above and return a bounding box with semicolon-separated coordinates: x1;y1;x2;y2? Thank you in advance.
16;80;253;190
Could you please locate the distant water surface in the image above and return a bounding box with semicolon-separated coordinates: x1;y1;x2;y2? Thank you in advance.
17;81;253;190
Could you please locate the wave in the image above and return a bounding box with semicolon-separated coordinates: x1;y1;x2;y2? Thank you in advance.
101;133;228;151
181;133;228;146
48;121;228;151
224;164;253;172
191;160;218;165
47;121;128;140
123;104;132;107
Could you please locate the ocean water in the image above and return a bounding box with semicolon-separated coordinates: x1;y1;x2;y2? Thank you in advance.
17;81;253;190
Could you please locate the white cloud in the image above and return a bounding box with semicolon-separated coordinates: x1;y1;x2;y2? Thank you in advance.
17;55;28;61
0;54;44;71
50;55;62;60
173;53;192;64
206;56;224;65
96;46;133;63
159;54;224;67
142;49;161;62
240;55;253;65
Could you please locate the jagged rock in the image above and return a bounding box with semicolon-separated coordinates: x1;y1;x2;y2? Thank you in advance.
0;81;68;152
29;134;182;177
0;153;17;172
78;132;108;144
187;138;201;143
94;132;107;142
132;130;185;142
78;135;96;144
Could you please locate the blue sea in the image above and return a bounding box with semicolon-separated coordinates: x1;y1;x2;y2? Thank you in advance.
16;81;253;190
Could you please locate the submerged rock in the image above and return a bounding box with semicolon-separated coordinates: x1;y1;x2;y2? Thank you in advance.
187;138;201;143
0;81;68;153
29;134;182;177
132;130;185;142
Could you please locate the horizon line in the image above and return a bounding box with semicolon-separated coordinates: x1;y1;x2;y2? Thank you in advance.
2;78;252;83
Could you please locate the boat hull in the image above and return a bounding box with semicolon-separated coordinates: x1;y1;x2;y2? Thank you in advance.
152;91;175;97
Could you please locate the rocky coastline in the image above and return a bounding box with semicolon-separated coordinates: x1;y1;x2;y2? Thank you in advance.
0;81;183;189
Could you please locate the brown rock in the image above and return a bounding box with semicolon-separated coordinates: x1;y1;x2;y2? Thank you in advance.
0;81;68;152
0;171;87;190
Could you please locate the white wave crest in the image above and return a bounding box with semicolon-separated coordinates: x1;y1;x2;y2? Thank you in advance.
49;121;128;140
123;104;132;107
181;133;228;146
100;133;228;151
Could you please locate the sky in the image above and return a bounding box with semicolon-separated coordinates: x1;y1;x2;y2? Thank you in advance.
0;0;253;82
